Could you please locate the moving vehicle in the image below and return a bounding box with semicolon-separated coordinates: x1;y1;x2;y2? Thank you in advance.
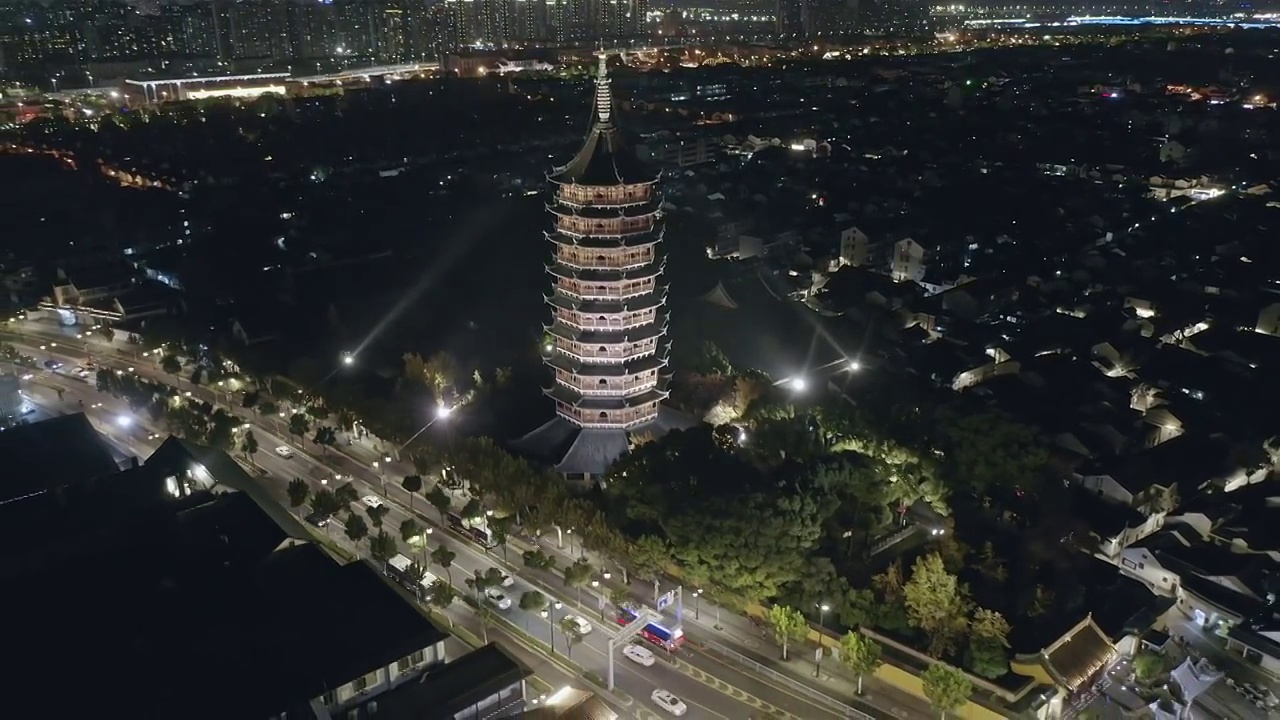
494;570;515;587
304;512;330;528
361;495;384;509
273;445;294;459
484;587;512;610
650;690;687;716
622;643;656;667
616;603;685;650
446;511;497;548
562;614;593;636
383;554;439;601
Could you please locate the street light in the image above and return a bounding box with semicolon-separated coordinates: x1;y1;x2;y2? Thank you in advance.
789;377;807;393
592;580;605;620
815;602;831;677
693;588;702;620
848;360;861;372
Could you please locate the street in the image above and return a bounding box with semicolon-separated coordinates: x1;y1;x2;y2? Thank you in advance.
9;327;852;720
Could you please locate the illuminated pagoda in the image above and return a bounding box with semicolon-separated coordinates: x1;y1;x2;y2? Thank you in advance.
518;51;685;483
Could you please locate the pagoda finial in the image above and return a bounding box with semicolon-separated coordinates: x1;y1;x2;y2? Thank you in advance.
593;49;613;126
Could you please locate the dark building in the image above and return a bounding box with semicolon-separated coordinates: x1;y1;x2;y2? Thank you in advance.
1;417;532;719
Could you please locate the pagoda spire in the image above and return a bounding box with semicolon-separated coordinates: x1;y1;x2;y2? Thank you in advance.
592;50;613;127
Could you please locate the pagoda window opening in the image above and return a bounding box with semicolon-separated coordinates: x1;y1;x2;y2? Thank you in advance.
598;378;608;385
597;345;608;353
599;411;609;419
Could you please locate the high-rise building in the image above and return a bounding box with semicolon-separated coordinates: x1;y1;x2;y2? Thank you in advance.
543;54;670;435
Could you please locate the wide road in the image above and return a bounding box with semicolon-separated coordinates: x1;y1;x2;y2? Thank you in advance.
11;337;849;720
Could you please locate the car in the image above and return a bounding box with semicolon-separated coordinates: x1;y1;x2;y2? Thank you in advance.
650;690;687;716
495;570;515;588
43;360;62;370
562;615;593;636
273;446;294;459
362;495;384;509
305;512;330;528
622;643;656;667
484;587;512;610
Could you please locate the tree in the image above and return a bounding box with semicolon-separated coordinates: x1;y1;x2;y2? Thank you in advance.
427;579;457;626
286;478;310;510
460;496;483;520
160;354;182;376
205;410;235;452
369;530;397;563
240;429;260;466
98;325;115;343
400;518;425;551
96;368;113;393
425;485;452;522
367;504;389;529
345;512;369;545
310;488;340;516
259;400;278;417
839;631;883;695
559;616;586;658
477;604;495;643
466;570;491;605
288;412;311;441
921;663;972;719
936;407;1050;501
519;590;548;632
489;513;514;561
606;425;831;603
314;425;338;455
627;534;671;598
431;544;456;586
563;557;593;606
522;548;557;571
765;605;809;660
334;481;359;507
903;553;971;658
966;608;1012;680
401;475;423;510
1133;650;1166;681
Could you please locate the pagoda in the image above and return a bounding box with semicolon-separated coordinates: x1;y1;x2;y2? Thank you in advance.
519;52;681;481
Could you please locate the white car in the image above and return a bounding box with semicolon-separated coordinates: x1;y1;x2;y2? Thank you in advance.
650;689;687;716
273;446;294;459
622;643;656;667
562;614;593;636
496;570;515;588
484;587;512;610
361;495;384;509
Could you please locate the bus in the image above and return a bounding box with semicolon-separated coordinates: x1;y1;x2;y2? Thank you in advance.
615;604;685;651
384;554;439;600
447;511;497;549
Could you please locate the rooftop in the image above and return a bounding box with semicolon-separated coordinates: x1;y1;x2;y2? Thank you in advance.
2;426;448;718
0;413;121;504
347;643;530;719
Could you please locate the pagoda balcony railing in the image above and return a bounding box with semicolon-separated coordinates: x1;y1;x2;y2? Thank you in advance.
555;373;659;396
556;278;658;301
555;215;654;238
556;401;660;430
555;246;656;271
556;184;652;208
555;307;657;331
555;341;659;363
